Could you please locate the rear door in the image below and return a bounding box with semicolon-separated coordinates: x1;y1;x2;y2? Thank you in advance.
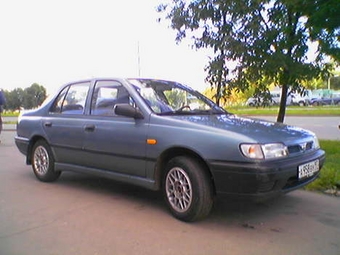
44;82;90;164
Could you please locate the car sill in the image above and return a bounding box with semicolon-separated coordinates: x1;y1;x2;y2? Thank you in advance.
54;163;158;191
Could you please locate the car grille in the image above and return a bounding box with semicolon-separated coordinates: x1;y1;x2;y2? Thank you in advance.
288;141;314;154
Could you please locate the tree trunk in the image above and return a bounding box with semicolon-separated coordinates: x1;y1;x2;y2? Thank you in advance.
277;84;288;123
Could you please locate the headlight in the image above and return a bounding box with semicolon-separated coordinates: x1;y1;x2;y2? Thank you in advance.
312;136;320;149
240;143;288;159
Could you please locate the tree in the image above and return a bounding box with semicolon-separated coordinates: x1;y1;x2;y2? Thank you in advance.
300;77;324;90
3;83;47;111
158;0;340;122
203;86;251;107
297;0;340;61
330;76;340;90
22;83;47;109
4;88;25;111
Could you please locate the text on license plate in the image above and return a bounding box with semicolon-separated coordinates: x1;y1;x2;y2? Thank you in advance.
298;160;320;180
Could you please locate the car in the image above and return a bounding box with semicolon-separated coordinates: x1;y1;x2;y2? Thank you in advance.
15;78;325;222
290;93;310;106
246;91;292;106
310;96;340;106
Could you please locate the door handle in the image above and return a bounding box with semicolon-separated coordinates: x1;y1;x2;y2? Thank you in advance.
84;124;95;132
44;122;52;127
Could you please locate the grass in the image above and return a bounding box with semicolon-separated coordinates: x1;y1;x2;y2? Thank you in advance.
228;105;340;116
305;140;340;193
2;112;20;117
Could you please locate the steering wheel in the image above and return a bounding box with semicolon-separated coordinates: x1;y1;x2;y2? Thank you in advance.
176;105;191;111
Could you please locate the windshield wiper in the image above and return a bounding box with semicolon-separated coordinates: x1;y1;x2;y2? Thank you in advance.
193;109;224;115
159;109;225;116
159;111;192;116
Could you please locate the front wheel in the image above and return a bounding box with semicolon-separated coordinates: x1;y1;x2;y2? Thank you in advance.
163;156;213;222
31;140;61;182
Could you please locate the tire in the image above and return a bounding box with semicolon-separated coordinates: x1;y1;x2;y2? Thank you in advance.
163;156;213;222
31;140;61;182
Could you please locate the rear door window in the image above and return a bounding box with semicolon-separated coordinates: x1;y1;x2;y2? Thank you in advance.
50;82;90;115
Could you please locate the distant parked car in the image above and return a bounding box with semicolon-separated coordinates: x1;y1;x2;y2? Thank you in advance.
247;91;292;107
290;93;310;106
246;97;277;107
15;78;325;222
310;97;340;106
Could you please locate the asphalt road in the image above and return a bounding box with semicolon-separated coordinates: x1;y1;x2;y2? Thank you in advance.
250;116;340;141
1;131;340;255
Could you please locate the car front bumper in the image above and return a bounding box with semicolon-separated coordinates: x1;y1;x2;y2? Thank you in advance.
208;149;326;201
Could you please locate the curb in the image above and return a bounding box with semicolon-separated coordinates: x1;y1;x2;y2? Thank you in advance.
2;124;16;132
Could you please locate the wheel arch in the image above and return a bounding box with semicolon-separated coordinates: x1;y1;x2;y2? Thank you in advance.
153;147;216;194
26;135;49;164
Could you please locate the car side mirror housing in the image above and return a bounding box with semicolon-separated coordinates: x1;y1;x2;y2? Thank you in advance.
114;104;144;119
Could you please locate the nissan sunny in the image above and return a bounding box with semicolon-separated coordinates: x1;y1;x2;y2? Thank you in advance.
15;78;325;221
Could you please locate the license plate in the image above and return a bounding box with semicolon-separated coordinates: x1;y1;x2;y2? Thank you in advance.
298;160;320;180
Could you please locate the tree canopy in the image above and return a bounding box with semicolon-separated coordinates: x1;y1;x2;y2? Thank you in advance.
298;0;340;61
158;0;340;122
3;83;47;111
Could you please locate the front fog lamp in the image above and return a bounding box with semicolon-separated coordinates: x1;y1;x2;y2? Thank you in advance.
240;143;288;159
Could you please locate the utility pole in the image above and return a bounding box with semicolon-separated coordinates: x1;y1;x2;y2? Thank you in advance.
328;76;330;90
137;41;141;77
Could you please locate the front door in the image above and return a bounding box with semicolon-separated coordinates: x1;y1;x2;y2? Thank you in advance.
81;80;148;177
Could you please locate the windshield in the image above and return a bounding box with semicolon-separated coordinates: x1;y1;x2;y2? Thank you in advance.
128;79;226;115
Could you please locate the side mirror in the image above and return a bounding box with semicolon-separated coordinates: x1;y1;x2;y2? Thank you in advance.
114;104;144;119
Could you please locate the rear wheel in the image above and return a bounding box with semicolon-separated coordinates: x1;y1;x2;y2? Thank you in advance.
163;156;213;222
299;101;305;106
31;140;61;182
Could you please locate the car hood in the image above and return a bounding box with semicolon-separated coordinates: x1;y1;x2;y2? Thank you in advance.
169;114;314;143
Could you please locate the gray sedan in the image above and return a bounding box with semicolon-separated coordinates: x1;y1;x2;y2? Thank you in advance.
15;78;325;221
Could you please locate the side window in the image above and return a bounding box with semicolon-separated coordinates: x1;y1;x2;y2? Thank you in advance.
50;87;68;113
91;80;134;116
50;82;90;115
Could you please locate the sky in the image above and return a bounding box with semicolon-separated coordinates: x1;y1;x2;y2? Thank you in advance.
0;0;211;94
